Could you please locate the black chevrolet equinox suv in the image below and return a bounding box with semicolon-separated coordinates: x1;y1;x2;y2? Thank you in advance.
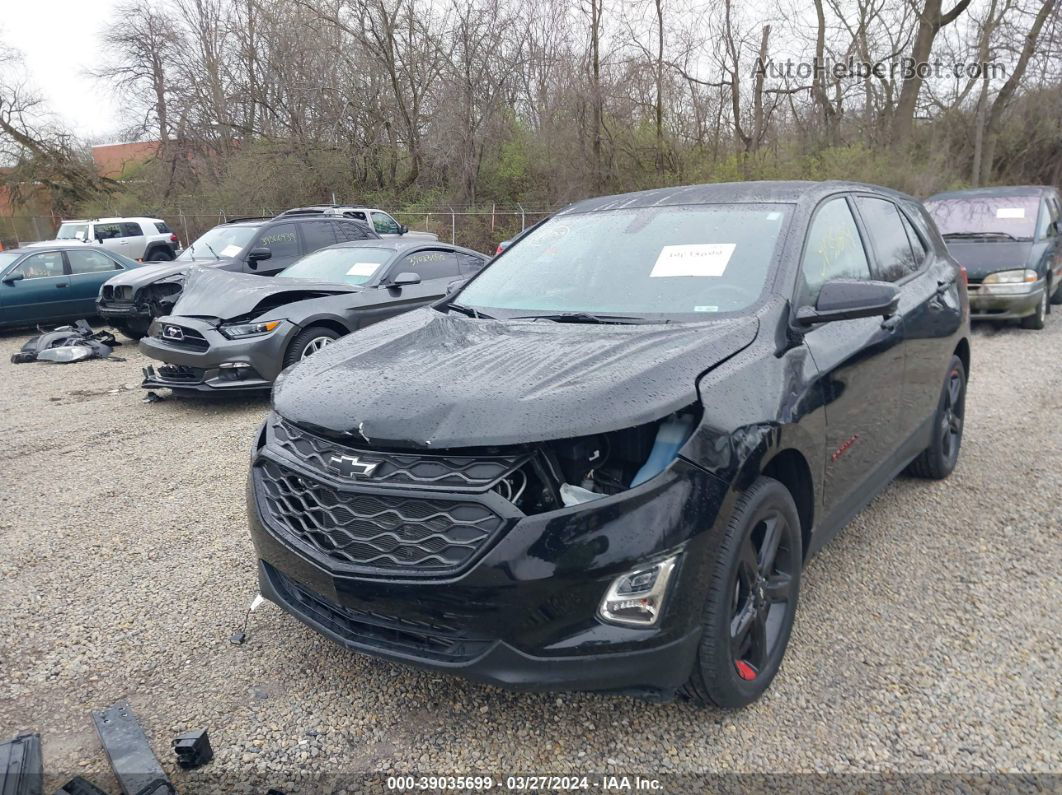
247;181;971;707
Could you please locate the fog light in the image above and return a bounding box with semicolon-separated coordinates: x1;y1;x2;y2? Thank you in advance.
598;555;678;627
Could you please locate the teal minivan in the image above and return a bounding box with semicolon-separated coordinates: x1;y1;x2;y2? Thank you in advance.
0;245;143;329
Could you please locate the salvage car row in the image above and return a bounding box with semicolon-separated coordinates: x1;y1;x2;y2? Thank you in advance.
2;180;1058;710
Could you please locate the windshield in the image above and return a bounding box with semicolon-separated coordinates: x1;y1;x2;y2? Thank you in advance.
279;246;391;285
457;205;790;318
926;197;1039;240
56;223;88;240
178;225;260;261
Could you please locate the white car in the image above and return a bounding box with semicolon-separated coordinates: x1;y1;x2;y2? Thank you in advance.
27;217;181;261
276;206;438;240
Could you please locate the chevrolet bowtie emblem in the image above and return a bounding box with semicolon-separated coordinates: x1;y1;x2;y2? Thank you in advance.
328;454;379;478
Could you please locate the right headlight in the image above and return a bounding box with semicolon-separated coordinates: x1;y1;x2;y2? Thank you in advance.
220;320;282;339
982;269;1037;285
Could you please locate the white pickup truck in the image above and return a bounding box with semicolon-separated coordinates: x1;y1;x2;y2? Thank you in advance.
27;217;181;261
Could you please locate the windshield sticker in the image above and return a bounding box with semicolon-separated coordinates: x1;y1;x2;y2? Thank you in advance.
220;244;242;257
650;244;736;278
694;305;719;312
766;212;782;221
346;262;378;276
996;208;1026;219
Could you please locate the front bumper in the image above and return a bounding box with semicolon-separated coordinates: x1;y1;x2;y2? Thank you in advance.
967;280;1046;320
139;317;295;392
97;300;151;321
247;425;731;695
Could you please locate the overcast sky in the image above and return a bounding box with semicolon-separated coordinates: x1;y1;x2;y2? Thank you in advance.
5;0;123;142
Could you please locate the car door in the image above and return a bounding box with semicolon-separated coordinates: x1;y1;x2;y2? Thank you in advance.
0;251;71;325
796;195;906;525
66;248;126;317
93;222;126;255
120;222;147;259
246;222;300;275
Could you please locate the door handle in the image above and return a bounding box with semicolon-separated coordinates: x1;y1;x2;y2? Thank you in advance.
881;314;901;331
56;283;69;288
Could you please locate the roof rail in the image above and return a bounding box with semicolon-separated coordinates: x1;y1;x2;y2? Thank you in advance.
222;216;271;224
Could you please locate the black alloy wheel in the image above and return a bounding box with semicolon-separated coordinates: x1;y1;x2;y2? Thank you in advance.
906;355;966;480
682;476;802;709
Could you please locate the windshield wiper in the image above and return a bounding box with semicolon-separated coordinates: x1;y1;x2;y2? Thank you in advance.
943;231;1020;241
205;243;221;259
510;312;660;325
447;303;494;319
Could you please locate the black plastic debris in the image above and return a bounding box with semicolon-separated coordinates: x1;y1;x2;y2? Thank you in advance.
91;702;175;795
172;729;213;770
54;776;108;795
11;320;121;365
0;732;43;795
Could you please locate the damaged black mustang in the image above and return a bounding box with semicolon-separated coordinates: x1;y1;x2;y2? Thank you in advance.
140;239;487;393
247;181;971;707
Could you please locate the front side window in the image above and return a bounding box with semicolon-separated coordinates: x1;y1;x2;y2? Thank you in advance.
458;204;790;317
68;249;121;274
926;196;1039;240
178;224;261;261
13;252;65;279
279;246;393;285
371;212;402;235
393;249;461;281
800;198;871;304
856;197;919;282
255;223;299;259
94;223;123;240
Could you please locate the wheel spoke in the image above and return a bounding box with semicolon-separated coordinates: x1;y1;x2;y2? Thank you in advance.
730;602;755;654
757;515;783;575
740;536;759;577
948;374;962;405
765;573;792;603
748;612;769;668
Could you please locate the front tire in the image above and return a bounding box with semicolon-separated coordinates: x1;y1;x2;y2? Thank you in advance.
1020;286;1047;329
283;325;341;367
906;355;966;480
681;476;802;709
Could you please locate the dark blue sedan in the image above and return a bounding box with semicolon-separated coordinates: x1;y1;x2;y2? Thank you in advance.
0;245;143;329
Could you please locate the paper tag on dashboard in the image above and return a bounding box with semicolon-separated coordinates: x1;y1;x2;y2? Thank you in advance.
346;262;378;276
221;244;242;257
651;244;735;278
996;208;1025;219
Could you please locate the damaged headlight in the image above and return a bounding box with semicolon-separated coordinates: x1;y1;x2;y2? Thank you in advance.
220;320;282;339
598;555;679;627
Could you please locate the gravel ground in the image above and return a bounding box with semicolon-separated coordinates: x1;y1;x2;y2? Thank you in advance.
0;315;1059;793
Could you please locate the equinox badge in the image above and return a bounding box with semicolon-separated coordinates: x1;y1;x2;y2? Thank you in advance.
328;454;379;479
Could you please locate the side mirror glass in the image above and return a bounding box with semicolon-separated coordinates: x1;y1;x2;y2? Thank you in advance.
796;278;899;326
391;271;420;287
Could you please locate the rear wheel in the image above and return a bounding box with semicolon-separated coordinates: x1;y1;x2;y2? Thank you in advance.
283;325;341;367
681;476;802;709
1020;287;1047;329
906;355;966;480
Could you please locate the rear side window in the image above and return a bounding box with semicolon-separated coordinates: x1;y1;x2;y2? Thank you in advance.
334;220;374;242
120;222;143;237
898;211;927;271
68;249;121;274
154;221;172;234
855;197;919;282
394;249;462;281
800;197;871;304
300;220;337;253
458;252;486;275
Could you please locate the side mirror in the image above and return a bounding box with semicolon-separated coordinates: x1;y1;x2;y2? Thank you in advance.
247;247;272;269
2;272;24;284
391;272;420;287
796;279;899;326
399;224;409;235
445;278;466;295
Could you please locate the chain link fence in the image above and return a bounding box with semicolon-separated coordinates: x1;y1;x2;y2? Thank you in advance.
0;205;556;255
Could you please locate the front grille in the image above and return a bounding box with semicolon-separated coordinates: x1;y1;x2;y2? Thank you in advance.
267;564;491;661
255;459;507;574
101;285;133;302
158;324;209;351
155;364;205;383
272;417;527;491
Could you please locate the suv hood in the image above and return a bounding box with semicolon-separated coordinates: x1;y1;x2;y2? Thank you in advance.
274;308;759;449
943;240;1035;279
172;268;358;319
